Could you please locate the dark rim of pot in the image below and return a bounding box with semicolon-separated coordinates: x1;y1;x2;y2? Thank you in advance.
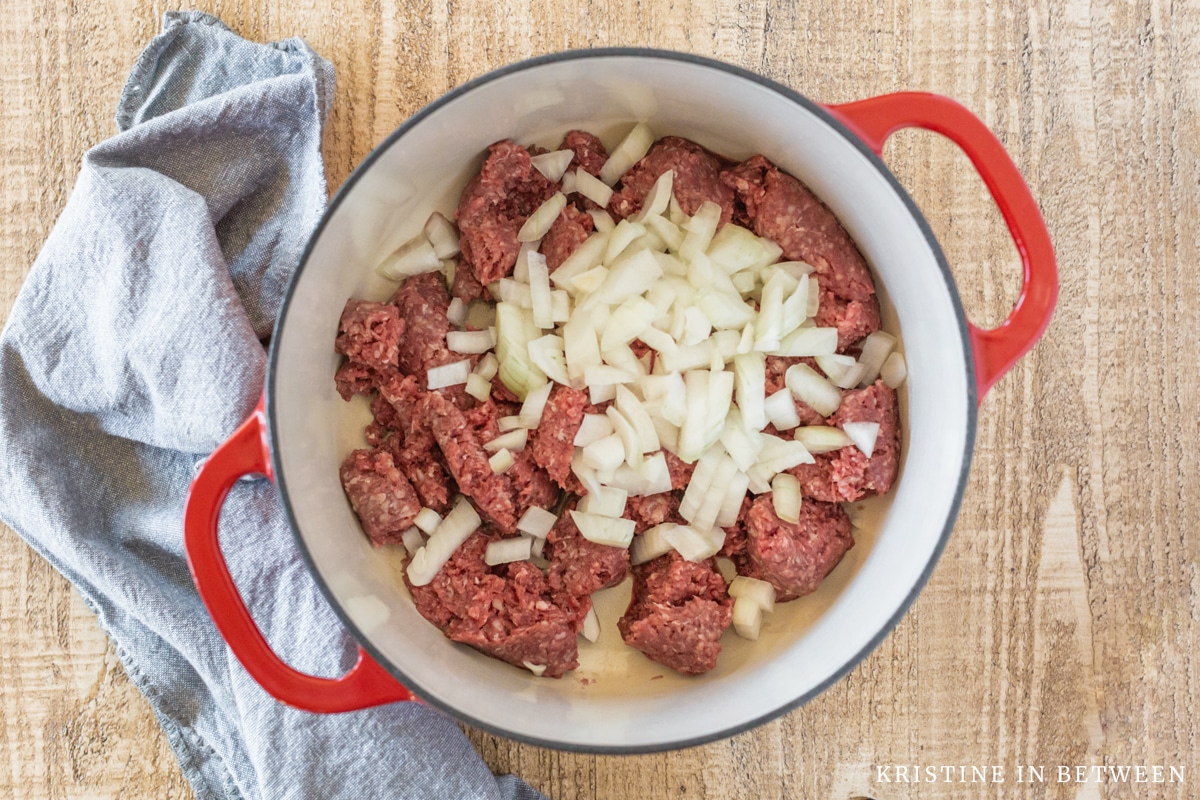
266;47;978;754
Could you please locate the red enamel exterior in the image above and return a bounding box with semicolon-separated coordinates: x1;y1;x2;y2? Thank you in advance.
183;397;413;712
824;92;1059;398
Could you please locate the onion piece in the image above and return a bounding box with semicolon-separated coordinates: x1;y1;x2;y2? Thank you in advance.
715;469;751;528
778;273;811;336
517;192;567;242
679;201;722;262
570;265;609;294
770;473;802;524
483;428;528;453
706;223;783;274
446;329;495;354
523;661;547;677
528;334;570;386
729;575;777;613
754;268;797;350
570;510;636;548
731;595;763;640
518;381;553;428
485;536;532;566
663;524;726;563
600;295;656;352
686;455;739;531
578;485;629;517
551;231;609;289
631;523;676;565
377;235;442;280
550;290;571;323
562;310;601;385
842;421;881;457
584;364;636;387
517;506;557;538
488;449;516;474
720;407;765;471
631;170;674;222
637;451;673;495
606;405;643;468
424;212;461;259
561;170;577;195
465;373;492;402
763;388;802;430
406;497;482;587
575;169;615;207
570;450;605;497
495;301;547;399
527;251;554;329
472;352;499;381
599;122;655;185
644;212;685;251
881;351;908;388
427;359;471;389
771;326;839;357
581;605;601;642
615;385;660;454
400;526;425;556
793;425;854;454
498;415;522;432
604;219;647;264
678;444;726;521
446;297;467;326
530;149;575;182
587;208;616;232
697;290;756;330
582;434;626;473
530;535;547;560
496;278;532;307
571;413;612;447
590;383;617;404
733;352;767;431
785;363;842;417
755;433;815;472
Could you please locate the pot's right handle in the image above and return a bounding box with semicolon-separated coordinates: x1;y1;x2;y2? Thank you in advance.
184;397;414;712
824;92;1058;399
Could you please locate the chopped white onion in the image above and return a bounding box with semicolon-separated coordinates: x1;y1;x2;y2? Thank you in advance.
581;605;601;642
484;428;528;453
715;469;751;528
587;208;616;232
528;334;570;386
631;170;674;222
604;219;647;265
570;510;636;548
763;388;801;430
488;449;516;474
465;373;492;402
756;433;815;472
427;359;472;389
496;278;532;307
516;506;557;539
600;295;655;352
771;326;838;357
518;381;553;428
719;407;765;471
793;425;854;454
733;352;767;431
530;535;546;560
770;473;802;524
574;413;614;447
377;235;442;280
729;575;777;613
599;122;655;185
583;364;636;386
614;385;660;454
518;192;567;243
575;168;615;207
523;661;547;677
785;363;842;417
414;508;442;534
550;290;571;324
606;405;643;468
842;421;881;457
472;352;499;381
697;289;756;330
663;524;725;563
485;536;532;566
707;223;782;275
631;523;677;565
400;526;425;556
551;232;610;290
578;485;628;517
495;302;546;399
637;451;673;495
530;149;575;182
881;351;908;388
446;297;468;327
446;330;495;354
527;251;554;329
644;212;685;251
561;170;577;195
679;201;722;262
582;434;626;473
685;455;739;531
423;212;461;259
589;383;617;404
498;415;522;432
406;497;482;587
731;595;763;640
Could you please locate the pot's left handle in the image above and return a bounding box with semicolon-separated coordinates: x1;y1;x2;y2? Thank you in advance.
184;396;413;712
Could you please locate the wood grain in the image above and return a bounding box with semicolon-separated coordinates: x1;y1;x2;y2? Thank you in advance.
2;1;1198;798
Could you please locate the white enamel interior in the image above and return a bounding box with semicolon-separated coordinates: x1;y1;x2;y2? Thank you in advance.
269;54;973;750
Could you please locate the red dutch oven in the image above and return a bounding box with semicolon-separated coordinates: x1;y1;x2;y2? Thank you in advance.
184;50;1056;752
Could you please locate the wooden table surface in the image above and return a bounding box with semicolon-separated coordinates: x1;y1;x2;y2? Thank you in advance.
2;1;1197;798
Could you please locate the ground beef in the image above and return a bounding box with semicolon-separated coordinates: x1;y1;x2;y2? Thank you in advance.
559;130;608;177
624;492;683;534
813;287;882;352
390;273;455;378
618;551;732;675
334;299;403;374
610;137;735;223
662;449;695;490
787;381;900;502
339;449;421;546
456;140;557;286
451;261;487;304
721;155;875;304
718;494;754;559
530;384;588;488
334;360;383;400
377;373;454;512
541;204;594;270
737;494;853;601
545;508;630;596
407;532;579;677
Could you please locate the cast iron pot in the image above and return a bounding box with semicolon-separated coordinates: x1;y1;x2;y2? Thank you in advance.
184;50;1057;752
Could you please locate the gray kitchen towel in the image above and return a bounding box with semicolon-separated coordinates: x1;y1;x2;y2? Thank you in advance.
0;11;547;800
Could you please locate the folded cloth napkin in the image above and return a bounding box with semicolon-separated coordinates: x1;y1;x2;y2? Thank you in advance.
0;11;547;800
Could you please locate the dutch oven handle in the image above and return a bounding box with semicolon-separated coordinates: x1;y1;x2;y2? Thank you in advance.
184;396;413;712
824;92;1058;398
